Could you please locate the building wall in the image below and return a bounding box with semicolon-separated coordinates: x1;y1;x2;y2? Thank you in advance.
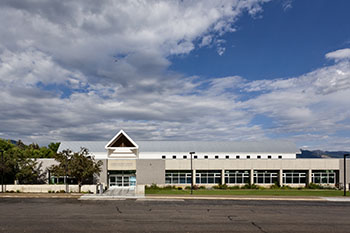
165;158;340;170
97;159;108;185
139;152;297;159
339;159;350;190
136;159;165;185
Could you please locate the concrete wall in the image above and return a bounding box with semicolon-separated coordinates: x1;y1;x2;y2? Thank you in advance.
3;184;98;193
339;159;350;190
108;159;136;170
136;159;165;185
97;159;108;185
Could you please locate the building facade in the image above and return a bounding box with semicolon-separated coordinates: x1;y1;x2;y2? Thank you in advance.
54;130;349;189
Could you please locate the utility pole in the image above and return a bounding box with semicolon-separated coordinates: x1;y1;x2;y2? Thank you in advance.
1;150;4;193
189;152;195;195
65;157;69;193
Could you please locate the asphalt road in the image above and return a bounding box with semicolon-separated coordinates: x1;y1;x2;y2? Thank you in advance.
0;198;349;232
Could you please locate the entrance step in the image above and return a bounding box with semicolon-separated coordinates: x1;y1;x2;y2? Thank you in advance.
103;186;137;197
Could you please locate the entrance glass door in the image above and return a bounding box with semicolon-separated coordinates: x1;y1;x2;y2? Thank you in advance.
109;175;136;187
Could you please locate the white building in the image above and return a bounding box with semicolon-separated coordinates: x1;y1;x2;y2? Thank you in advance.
49;129;348;189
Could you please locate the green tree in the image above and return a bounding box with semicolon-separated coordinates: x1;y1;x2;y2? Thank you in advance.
1;146;44;184
51;148;102;192
48;142;60;153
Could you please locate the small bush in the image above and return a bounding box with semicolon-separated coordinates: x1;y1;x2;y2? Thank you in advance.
177;187;183;190
16;190;21;193
306;183;336;190
228;185;240;189
241;184;259;189
270;184;280;189
150;183;159;189
213;184;228;189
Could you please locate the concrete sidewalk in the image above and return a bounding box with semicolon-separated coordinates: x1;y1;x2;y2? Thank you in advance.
2;192;350;202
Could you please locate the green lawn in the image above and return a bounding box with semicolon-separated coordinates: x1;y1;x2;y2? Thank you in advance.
146;188;344;197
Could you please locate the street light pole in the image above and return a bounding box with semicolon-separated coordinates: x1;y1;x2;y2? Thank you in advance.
1;150;4;193
189;152;195;195
344;154;349;196
65;158;69;193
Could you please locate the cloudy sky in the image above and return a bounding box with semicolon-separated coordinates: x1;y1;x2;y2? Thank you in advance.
0;0;350;150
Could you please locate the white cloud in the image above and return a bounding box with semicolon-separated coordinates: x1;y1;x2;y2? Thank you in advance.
325;48;350;61
1;1;350;151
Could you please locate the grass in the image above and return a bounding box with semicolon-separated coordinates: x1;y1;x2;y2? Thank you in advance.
145;188;344;197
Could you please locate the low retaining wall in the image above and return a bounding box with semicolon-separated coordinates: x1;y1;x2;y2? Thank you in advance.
3;185;98;194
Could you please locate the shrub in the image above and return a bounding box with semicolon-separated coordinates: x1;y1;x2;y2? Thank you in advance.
270;184;280;189
241;183;259;189
228;185;240;189
177;187;183;190
16;190;21;193
306;183;336;190
306;183;324;189
213;184;228;189
150;183;159;189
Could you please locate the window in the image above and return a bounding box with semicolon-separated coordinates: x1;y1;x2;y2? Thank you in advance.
162;155;166;159
215;155;219;159
225;170;250;184
257;155;261;159
165;170;192;184
194;155;198;159
183;155;187;159
225;155;229;159
253;171;278;184
268;155;272;159
312;170;336;184
283;170;307;184
196;170;221;184
236;155;240;159
246;155;250;159
172;155;176;159
204;155;208;159
278;155;282;159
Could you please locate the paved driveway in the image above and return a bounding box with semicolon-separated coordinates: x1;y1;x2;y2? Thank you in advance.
0;198;349;232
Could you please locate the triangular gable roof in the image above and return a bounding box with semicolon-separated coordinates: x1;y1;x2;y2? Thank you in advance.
105;129;138;149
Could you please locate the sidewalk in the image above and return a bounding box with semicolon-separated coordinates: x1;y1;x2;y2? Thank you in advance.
144;194;325;202
2;193;350;202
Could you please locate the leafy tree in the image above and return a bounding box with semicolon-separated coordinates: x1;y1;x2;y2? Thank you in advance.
0;139;47;184
48;142;60;153
51;148;102;192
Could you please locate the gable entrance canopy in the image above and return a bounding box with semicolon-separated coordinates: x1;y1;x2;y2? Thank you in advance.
105;130;138;150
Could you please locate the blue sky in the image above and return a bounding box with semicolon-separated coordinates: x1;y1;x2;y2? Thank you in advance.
0;0;350;150
171;0;350;80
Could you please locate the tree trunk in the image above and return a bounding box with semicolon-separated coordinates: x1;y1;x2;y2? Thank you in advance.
78;182;82;193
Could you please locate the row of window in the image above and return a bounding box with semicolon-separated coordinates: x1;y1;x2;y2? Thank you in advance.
162;155;283;159
165;170;337;185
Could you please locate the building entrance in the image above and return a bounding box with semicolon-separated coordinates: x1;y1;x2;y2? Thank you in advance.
108;170;136;187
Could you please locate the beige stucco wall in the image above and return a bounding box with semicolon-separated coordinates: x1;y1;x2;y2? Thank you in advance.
136;159;165;185
107;159;136;170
